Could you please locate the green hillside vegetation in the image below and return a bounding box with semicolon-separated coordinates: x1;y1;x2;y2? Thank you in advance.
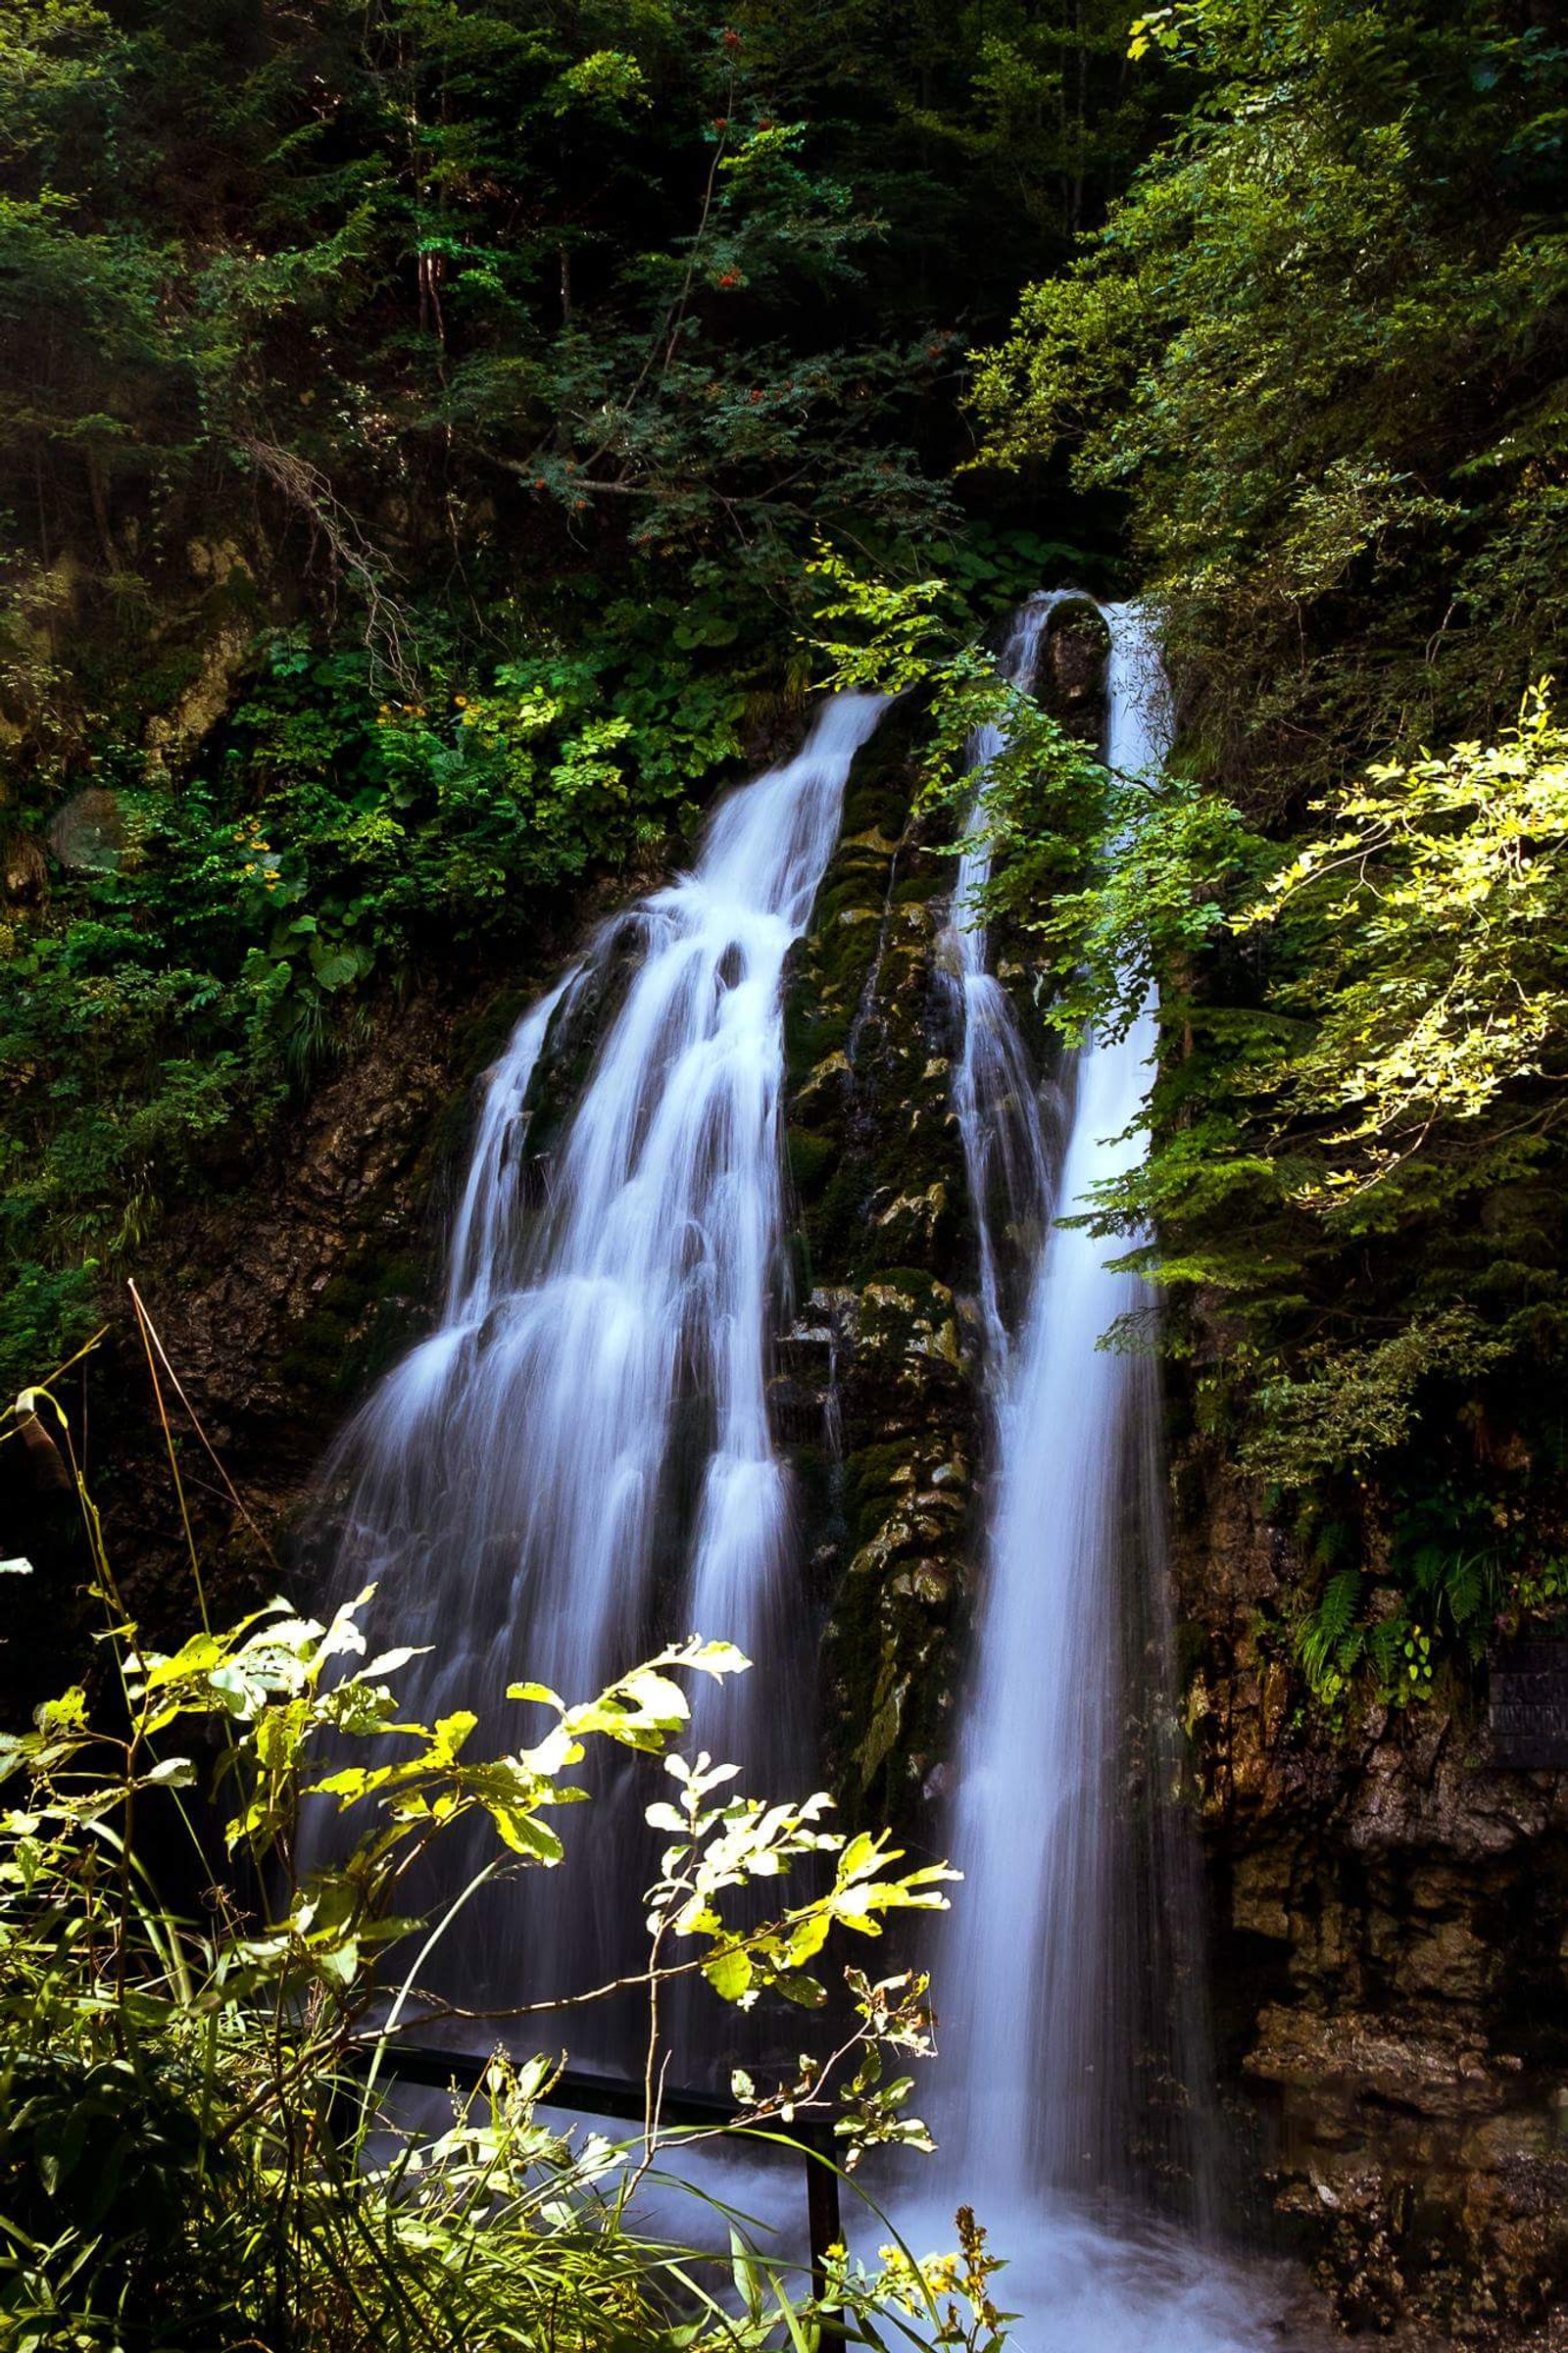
962;0;1568;1700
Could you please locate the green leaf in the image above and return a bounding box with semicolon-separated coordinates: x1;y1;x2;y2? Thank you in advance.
507;1681;564;1708
309;947;363;992
485;1804;564;1863
701;1944;754;2002
773;1970;827;2009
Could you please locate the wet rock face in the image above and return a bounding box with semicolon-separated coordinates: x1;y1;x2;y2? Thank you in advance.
777;605;1114;1836
1038;597;1110;724
773;696;980;1832
1175;1430;1568;2342
75;990;467;1644
0;979;479;1728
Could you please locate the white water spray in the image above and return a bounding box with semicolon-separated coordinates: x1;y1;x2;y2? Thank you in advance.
908;600;1285;2349
322;692;884;2047
946;595;1066;1360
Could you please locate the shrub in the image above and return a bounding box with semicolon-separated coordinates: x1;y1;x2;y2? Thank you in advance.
0;1383;1005;2352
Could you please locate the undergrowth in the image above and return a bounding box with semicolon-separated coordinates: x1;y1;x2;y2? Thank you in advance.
0;1359;1010;2352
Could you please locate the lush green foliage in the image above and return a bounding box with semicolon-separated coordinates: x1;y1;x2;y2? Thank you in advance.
0;0;1157;722
1059;685;1568;1468
0;605;757;1387
963;0;1568;1703
1246;688;1568;1208
0;1391;1008;2351
972;0;1568;784
0;0;1163;1387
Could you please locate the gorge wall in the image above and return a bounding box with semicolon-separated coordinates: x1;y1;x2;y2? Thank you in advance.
1178;1435;1568;2345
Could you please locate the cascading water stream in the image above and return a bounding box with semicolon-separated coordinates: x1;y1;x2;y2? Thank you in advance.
318;691;885;2063
313;600;1309;2345
946;595;1066;1360
906;599;1277;2349
938;599;1192;2196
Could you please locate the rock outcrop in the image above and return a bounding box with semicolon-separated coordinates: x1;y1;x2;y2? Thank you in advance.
1177;1428;1568;2343
772;696;981;1833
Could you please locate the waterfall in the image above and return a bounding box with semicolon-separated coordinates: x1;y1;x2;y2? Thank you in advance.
934;599;1221;2221
315;604;1292;2343
946;595;1066;1360
319;691;884;2059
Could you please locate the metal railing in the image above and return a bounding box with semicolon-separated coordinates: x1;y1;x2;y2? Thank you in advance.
364;2039;846;2315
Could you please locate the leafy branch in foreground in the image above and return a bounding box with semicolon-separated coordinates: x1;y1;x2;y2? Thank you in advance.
0;1382;992;2352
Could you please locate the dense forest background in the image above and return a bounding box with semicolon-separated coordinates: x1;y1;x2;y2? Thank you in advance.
0;0;1157;1375
4;0;1568;1715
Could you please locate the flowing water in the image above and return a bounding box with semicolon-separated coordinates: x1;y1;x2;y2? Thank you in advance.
912;600;1289;2346
937;599;1198;2193
320;612;1310;2344
946;595;1068;1356
319;691;884;2057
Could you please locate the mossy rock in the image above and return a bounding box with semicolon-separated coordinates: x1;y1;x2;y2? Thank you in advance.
834;690;932;841
1036;598;1110;730
819;1420;975;1831
786;1128;839;1199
